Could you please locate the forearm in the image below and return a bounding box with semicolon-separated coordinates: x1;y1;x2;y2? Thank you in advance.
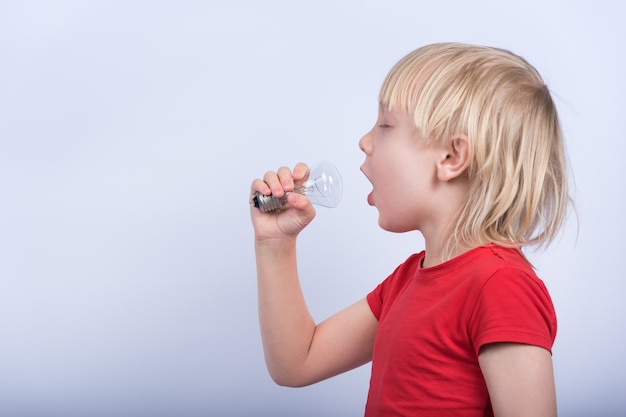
255;237;316;385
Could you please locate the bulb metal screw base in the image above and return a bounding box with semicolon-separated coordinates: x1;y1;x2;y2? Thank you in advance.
253;192;284;213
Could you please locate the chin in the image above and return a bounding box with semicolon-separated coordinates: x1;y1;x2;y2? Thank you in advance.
378;218;412;234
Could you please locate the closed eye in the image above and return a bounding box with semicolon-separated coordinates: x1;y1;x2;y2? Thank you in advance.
378;124;391;129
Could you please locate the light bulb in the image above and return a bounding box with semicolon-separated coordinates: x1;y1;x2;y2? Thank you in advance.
253;161;343;213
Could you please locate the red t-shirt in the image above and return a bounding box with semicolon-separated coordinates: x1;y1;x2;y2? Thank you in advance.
365;244;557;417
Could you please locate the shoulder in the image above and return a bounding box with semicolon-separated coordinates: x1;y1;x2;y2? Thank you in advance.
467;246;557;354
458;245;545;292
367;252;424;319
476;245;550;299
471;244;533;273
468;245;554;320
378;251;425;288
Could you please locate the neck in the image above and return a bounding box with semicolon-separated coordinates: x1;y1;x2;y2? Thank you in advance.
421;227;474;268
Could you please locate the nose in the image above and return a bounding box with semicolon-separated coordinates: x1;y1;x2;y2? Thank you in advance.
359;130;372;154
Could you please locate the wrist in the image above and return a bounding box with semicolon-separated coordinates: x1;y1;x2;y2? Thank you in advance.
255;235;298;250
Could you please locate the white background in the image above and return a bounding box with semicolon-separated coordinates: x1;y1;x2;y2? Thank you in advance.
1;1;624;416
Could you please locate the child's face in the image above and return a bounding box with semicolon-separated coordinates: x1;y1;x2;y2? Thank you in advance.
359;106;447;233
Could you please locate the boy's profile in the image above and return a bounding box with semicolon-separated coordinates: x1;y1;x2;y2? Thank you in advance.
249;42;571;417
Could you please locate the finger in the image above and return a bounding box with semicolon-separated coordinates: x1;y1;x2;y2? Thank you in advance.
263;170;285;198
292;162;310;184
250;178;271;196
277;166;295;193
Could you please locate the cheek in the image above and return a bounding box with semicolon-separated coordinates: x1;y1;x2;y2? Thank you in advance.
378;160;415;193
375;169;416;213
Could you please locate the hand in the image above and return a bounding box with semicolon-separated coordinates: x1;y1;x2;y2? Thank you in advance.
250;162;316;241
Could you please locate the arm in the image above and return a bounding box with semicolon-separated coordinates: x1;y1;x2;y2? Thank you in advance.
478;343;557;417
251;163;378;387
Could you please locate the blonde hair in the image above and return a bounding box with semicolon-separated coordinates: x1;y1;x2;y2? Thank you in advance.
380;43;571;250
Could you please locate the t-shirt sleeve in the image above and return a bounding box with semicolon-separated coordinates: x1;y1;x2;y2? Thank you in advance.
367;283;384;321
469;267;557;356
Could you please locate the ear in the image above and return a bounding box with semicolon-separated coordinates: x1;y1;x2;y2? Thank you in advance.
436;135;469;182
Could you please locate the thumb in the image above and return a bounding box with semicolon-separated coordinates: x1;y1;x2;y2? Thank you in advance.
286;191;316;219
